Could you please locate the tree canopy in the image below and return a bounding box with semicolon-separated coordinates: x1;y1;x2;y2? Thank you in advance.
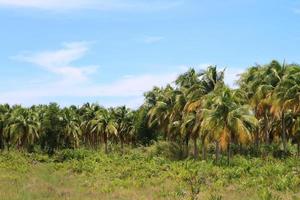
0;60;300;161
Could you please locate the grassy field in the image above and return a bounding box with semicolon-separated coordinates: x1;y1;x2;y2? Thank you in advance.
0;146;300;200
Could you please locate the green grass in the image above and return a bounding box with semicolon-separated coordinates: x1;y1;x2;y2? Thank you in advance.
0;148;299;200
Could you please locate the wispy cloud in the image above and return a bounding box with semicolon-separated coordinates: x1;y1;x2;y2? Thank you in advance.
293;8;300;14
143;36;164;44
3;42;182;107
0;71;178;107
224;68;244;88
12;41;98;81
2;43;243;108
0;0;183;11
0;65;243;107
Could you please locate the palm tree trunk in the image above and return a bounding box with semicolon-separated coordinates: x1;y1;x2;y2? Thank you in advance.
201;138;207;160
7;134;11;152
120;137;124;154
131;137;136;148
255;131;259;150
202;146;207;160
93;134;96;149
281;112;287;153
254;107;260;150
297;142;300;157
239;143;243;155
104;133;108;154
264;114;269;144
184;137;189;158
0;131;4;150
104;141;108;154
89;134;92;148
227;140;231;165
215;141;220;162
193;137;198;159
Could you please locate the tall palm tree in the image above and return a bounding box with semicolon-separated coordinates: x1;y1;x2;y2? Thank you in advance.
201;86;258;163
272;63;300;152
113;106;135;152
175;68;201;157
0;104;10;150
90;109;117;153
148;85;176;140
80;103;103;148
62;108;82;148
5;108;41;150
184;66;225;159
238;60;293;150
292;117;300;156
180;112;202;158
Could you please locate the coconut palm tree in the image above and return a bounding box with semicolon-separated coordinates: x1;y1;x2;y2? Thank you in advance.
292;116;300;156
175;68;201;157
0;104;10;150
148;85;176;140
112;106;136;152
184;66;225;160
62;108;82;148
238;61;296;151
271;64;300;152
80;103;103;148
201;86;258;163
180;112;202;158
5;108;41;150
90;109;117;153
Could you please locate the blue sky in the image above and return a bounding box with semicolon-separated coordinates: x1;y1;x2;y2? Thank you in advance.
0;0;299;108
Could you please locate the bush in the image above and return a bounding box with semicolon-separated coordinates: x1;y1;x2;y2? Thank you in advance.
145;141;184;160
258;188;281;200
55;149;94;162
71;159;97;174
208;193;223;200
0;151;30;173
272;150;292;159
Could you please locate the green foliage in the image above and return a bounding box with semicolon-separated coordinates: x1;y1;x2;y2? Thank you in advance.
55;148;93;162
1;61;300;176
40;103;65;154
134;107;158;145
258;188;281;200
181;162;206;200
208;193;223;200
0;151;30;173
0;149;299;199
145;141;183;160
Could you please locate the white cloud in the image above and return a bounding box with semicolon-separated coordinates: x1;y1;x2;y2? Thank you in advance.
2;45;244;108
2;42;180;107
0;0;182;11
0;66;244;107
224;68;244;88
13;41;98;81
0;71;178;107
87;73;177;96
293;8;300;14
143;36;164;44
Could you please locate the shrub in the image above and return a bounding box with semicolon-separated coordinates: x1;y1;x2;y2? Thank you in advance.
71;159;97;174
55;149;94;162
0;151;30;173
258;188;281;200
272;150;292;159
180;162;207;200
208;193;223;200
145;141;184;160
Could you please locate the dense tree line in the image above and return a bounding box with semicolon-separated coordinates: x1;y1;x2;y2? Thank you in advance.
0;60;300;162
